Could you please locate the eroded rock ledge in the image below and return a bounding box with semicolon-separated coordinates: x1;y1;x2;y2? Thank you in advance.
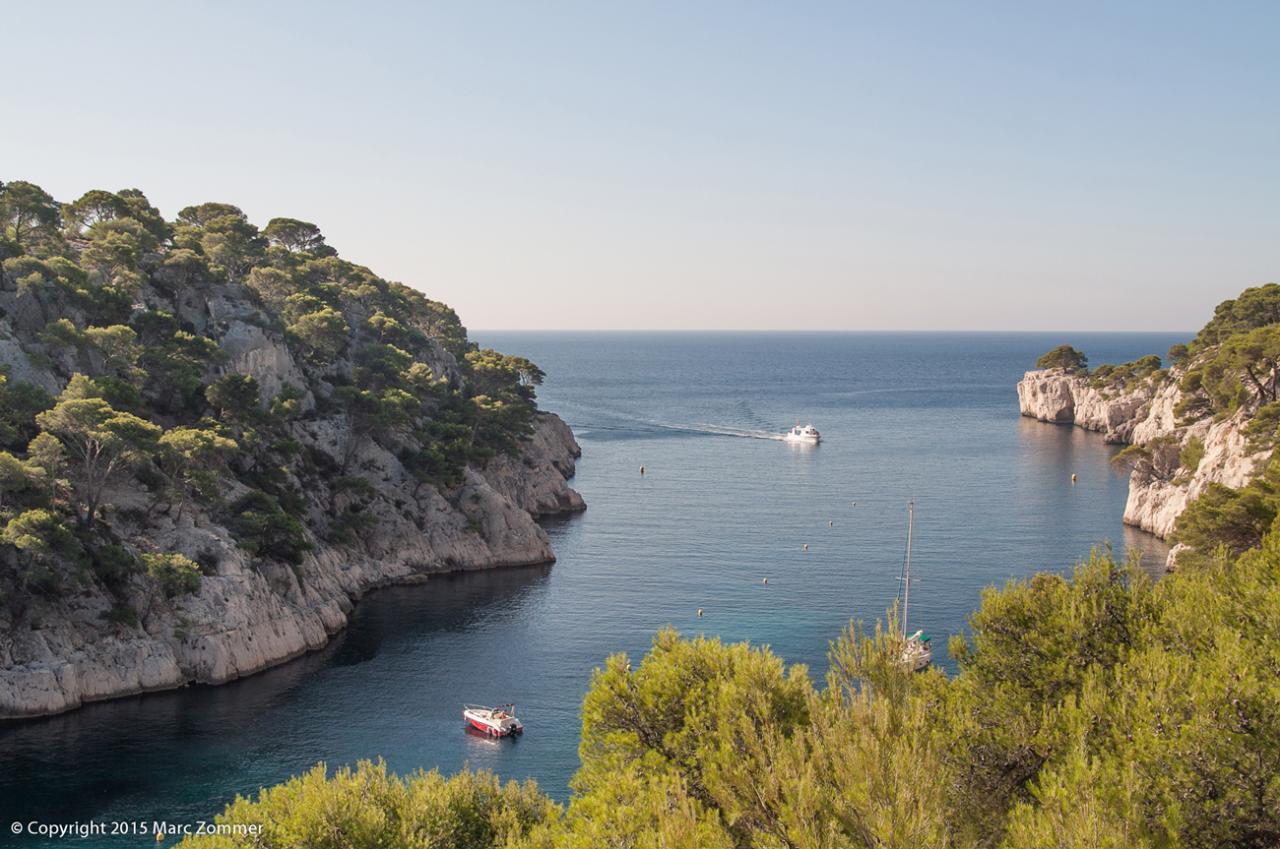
1018;369;1265;542
0;414;584;720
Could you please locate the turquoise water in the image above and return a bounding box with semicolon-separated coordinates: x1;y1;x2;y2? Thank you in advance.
0;332;1183;847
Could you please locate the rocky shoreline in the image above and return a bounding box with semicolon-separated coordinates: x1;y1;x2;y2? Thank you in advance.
1018;368;1265;551
0;413;584;720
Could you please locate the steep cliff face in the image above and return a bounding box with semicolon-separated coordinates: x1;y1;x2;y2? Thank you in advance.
1018;369;1266;541
0;189;588;719
0;411;582;719
1016;371;1154;443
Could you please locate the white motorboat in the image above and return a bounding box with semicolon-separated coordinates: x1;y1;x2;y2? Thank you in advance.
463;703;524;737
783;423;821;444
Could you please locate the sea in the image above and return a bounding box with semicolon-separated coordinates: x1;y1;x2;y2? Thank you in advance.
0;331;1186;847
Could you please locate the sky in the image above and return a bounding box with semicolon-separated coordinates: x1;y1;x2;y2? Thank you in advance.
3;2;1276;331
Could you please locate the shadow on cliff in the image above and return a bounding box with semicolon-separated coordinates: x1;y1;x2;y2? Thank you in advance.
0;563;554;826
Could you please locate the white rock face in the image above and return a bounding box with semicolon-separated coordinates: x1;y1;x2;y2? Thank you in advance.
0;413;584;719
219;320;311;405
1017;369;1154;443
1018;369;1268;541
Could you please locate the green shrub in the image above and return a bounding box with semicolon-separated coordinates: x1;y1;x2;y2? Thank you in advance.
332;475;375;496
227;490;311;564
1192;283;1280;349
176;761;556;849
100;603;139;628
1034;345;1088;372
0;371;52;450
1;508;82;561
142;552;202;597
91;543;139;589
1244;401;1280;452
1173;478;1279;558
1109;441;1151;470
1089;354;1162;391
328;507;377;545
1179;436;1205;472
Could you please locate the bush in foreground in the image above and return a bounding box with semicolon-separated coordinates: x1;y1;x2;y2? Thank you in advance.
176;531;1280;848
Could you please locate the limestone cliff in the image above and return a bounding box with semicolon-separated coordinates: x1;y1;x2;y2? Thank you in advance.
0;412;581;719
1017;369;1267;542
0;188;587;719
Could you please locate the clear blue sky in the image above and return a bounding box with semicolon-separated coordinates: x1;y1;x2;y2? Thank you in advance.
5;2;1276;331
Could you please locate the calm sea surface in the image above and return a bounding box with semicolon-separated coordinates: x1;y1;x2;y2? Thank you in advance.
1;332;1185;847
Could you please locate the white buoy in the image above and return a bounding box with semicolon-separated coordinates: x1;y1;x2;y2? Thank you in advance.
803;543;809;552
697;607;704;617
828;520;833;528
762;577;768;585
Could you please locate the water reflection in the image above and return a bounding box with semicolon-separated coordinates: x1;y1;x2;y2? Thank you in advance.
0;564;553;836
1013;416;1167;574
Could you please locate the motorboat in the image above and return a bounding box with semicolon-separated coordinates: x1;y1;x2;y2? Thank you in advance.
783;423;821;444
463;703;524;737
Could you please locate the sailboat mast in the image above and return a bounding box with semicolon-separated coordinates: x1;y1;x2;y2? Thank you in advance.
903;500;913;638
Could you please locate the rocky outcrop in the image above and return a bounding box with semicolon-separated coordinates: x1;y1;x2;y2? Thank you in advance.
0;256;587;719
0;412;583;719
1016;370;1154;443
1018;369;1268;540
483;414;586;517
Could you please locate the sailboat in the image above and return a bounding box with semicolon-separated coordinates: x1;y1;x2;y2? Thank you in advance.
899;500;933;672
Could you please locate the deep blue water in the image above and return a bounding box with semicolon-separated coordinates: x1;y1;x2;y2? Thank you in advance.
0;331;1186;847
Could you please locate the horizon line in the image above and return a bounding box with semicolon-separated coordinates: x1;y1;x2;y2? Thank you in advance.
469;327;1195;335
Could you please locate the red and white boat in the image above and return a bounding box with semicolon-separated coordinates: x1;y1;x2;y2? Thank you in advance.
463;703;524;737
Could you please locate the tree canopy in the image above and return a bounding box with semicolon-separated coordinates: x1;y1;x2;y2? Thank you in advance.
175;529;1280;849
1034;345;1088;372
0;178;547;611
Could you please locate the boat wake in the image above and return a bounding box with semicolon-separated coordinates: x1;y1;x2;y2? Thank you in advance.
686;423;787;441
642;421;787;441
557;401;790;441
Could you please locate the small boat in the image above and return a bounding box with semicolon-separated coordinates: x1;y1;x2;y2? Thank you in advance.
898;501;933;672
463;703;524;737
783;423;821;444
902;628;933;672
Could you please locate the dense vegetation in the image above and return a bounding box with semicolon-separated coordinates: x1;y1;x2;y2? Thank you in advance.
1033;344;1166;394
1089;354;1164;392
1032;344;1087;372
0;179;545;611
178;541;1280;849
